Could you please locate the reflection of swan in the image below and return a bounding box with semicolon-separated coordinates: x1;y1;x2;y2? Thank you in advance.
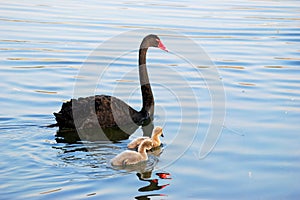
53;34;168;130
135;172;171;199
111;139;153;166
136;173;170;192
128;126;164;149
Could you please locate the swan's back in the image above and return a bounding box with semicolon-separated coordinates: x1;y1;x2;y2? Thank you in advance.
54;95;148;129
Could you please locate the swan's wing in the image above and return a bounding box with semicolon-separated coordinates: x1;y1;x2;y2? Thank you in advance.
127;137;149;149
95;95;139;128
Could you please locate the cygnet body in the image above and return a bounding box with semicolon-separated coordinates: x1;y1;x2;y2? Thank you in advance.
127;126;164;149
111;139;153;166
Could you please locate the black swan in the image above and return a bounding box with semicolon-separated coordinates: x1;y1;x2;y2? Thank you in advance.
53;34;168;131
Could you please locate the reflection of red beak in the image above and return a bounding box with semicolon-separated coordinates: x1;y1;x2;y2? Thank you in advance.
158;40;168;52
156;172;172;179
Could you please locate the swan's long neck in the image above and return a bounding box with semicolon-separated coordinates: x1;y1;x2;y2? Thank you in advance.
151;133;161;146
152;133;160;142
139;48;154;115
138;144;148;159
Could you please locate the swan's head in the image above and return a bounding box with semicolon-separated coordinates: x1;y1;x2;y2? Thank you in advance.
153;126;164;137
141;34;168;52
140;138;154;150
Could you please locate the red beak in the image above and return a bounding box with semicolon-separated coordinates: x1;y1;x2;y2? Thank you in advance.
158;40;168;52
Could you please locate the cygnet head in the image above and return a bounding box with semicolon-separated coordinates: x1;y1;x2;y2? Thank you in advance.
153;126;164;138
138;139;153;152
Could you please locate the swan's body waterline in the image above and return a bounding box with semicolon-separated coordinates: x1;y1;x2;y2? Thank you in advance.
53;34;167;130
127;126;164;149
110;139;153;166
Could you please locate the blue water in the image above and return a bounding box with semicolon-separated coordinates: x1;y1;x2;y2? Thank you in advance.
1;0;300;199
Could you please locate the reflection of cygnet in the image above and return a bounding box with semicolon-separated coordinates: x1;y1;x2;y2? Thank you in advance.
127;126;164;149
111;139;153;166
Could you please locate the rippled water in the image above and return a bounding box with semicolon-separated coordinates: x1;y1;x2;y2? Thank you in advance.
1;0;300;199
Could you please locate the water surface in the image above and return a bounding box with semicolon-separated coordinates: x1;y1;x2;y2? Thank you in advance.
1;0;300;199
